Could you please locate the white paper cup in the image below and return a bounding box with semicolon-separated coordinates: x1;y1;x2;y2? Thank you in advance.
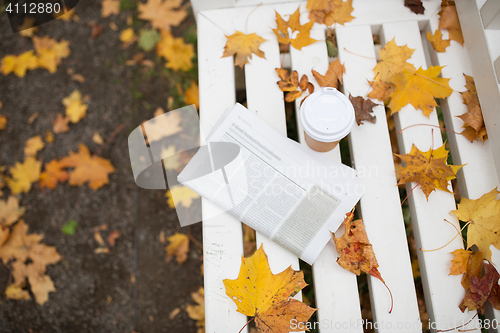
299;87;355;152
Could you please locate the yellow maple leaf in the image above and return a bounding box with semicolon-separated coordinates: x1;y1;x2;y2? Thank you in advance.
186;287;205;332
160;146;181;170
223;245;316;332
273;7;317;50
7;157;42;194
324;0;355;26
120;28;136;46
156;31;194;71
0;51;38;78
439;2;464;45
373;38;416;83
59;144;115;190
166;185;199;208
143;110;182;142
427;30;450;53
0;196;25;227
451;188;500;262
39;159;69;189
222;31;266;68
33;36;70;73
138;0;187;32
24;135;44;157
62;90;87;123
449;249;473;276
395;143;463;199
101;0;120;17
388;66;453;117
165;232;189;264
184;80;199;109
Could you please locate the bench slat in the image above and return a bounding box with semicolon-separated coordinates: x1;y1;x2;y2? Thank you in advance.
337;24;422;332
381;21;481;332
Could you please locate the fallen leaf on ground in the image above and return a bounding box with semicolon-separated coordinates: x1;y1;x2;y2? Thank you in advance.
101;0;120;17
7;157;42;194
27;111;40;124
24;136;44;157
223;245;316;332
94;247;109;254
107;230;120;247
186;287;205;333
57;8;78;21
93;132;104;145
388;66;453;117
427;30;450;53
139;29;161;52
165;232;189;264
0;114;6;130
17;17;38;37
61;220;78;236
88;21;103;39
439;1;464;45
138;0;187;33
349;95;377;125
222;31;266;68
62;90;87;123
166;186;199;208
52;113;70;133
451;188;500;262
144;110;182;142
160;146;181;170
0;51;38;78
395;143;463;199
5;284;30;301
169;307;181;320
39;159;69;189
0;196;25;227
120;28;136;47
157;31;194;71
459;74;487;142
45;130;54;143
405;0;425;14
94;231;105;246
184;80;199;109
59;144;115;190
273;7;317;50
311;58;345;88
33;36;70;73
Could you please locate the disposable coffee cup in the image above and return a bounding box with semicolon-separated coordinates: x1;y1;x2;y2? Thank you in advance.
299;87;355;152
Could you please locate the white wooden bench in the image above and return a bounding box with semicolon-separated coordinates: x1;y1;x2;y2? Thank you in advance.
191;1;500;332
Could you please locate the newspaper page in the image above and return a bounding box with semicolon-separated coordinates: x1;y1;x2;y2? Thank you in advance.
178;103;363;264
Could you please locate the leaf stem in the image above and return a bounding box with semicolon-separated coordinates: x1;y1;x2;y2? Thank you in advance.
437;313;478;332
398;123;462;136
238;317;255;333
343;47;380;60
382;280;394;314
420;221;469;252
401;183;419;206
245;4;262;34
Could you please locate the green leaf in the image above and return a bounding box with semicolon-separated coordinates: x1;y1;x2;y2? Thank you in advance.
139;29;161;52
62;219;78;236
326;40;338;58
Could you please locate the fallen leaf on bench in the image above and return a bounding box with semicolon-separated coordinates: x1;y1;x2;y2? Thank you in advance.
275;68;314;102
332;212;393;313
273;7;318;50
349;95;377;126
186;287;205;332
373;38;416;84
311;59;345;89
426;30;450;53
138;0;187;33
165;232;189;264
405;0;425;15
223;245;316;333
222;31;266;68
439;1;464;45
388;66;453;117
451;188;500;262
395;143;463;200
459;74;488;142
307;0;355;26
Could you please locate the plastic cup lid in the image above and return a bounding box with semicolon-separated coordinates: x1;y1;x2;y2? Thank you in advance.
299;87;355;143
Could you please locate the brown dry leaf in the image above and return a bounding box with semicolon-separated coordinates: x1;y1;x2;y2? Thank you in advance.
311;58;345;88
349;95;377;126
184;80;199;109
59;144;115;190
165;232;189;264
94;247;110;254
459;74;487;142
273;7;317;50
405;0;425;14
367;80;396;102
88;21;103;39
388;66;453;117
157;31;194;71
93;131;104;145
395;143;463;200
439;1;464;45
275;68;312;102
71;73;86;83
101;0;120;17
39;159;69;190
52;113;70;133
63;90;88;123
222;31;266;68
27;111;40;124
223;245;316;332
24;136;44;157
94;231;105;246
109;21;118;31
427;30;450;53
107;230;120;247
7;157;42;195
0;196;25;227
450;249;473;276
451;188;500;262
186;287;205;332
138;0;187;33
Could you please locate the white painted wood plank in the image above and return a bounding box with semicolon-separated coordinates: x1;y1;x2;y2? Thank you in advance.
381;21;481;332
290;27;363;332
197;13;248;333
337;24;421;332
426;15;500;330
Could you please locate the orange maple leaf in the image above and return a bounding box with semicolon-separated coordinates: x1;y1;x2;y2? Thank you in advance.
395;143;463;200
138;0;187;33
165;232;189;264
222;31;266;68
427;30;450;53
273;7;318;50
459;74;487;142
39;160;69;189
367;80;396;102
388;66;453;117
311;58;345;88
275;68;314;102
307;0;355;26
223;245;316;332
59;144;115;190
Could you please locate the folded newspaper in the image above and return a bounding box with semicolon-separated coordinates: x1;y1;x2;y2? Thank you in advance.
178;103;363;264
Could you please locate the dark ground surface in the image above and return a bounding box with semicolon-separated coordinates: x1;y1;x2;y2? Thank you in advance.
0;1;203;332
